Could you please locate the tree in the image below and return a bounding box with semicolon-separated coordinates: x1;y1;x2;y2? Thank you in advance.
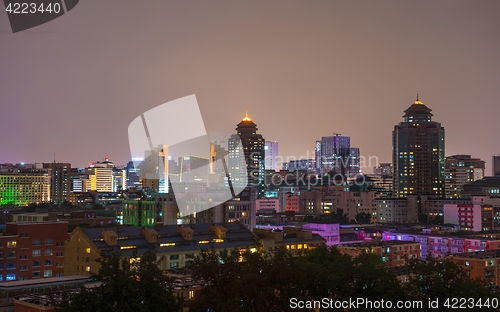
401;256;499;311
56;249;180;312
354;212;372;224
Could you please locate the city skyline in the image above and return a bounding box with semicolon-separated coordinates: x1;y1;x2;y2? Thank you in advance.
1;1;499;172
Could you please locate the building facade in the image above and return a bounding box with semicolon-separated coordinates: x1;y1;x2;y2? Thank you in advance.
0;166;51;205
392;96;445;198
264;141;279;172
0;222;68;282
445;155;485;199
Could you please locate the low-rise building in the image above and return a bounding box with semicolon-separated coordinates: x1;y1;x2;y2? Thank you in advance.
337;240;420;267
449;250;500;286
64;222;259;276
0;222;68;283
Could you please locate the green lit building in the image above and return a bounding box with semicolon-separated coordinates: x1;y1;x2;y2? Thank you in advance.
392;96;445;198
119;199;162;226
0;167;51;206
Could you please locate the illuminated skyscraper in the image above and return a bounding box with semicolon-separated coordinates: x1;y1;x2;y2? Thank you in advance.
392;96;445;198
228;112;265;197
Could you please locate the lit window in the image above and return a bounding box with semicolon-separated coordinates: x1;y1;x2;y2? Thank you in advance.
86;248;91;253
7;241;16;248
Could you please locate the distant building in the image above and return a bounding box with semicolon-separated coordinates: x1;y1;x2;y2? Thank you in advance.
0;165;51;205
315;135;351;176
43;163;71;204
286;159;316;173
493;155;500;176
392;96;445;197
229;112;265;197
0;222;68;282
373;163;392;177
444;202;500;232
461;176;500;198
348;147;360;177
264;141;279;172
445;155;485;198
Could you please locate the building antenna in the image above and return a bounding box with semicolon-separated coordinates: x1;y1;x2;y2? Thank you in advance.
53;154;56;163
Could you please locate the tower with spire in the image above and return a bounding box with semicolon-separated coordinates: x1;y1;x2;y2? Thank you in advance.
228;111;265;197
392;95;445;201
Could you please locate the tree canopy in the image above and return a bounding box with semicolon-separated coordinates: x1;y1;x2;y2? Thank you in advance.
56;249;180;312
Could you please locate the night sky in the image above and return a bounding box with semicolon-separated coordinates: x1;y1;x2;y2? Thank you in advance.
1;1;499;173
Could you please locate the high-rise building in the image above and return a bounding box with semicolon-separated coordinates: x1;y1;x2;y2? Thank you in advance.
392;96;445;198
228;112;265;197
445;155;485;198
348;147;360;177
86;159;126;193
493;155;500;176
315;134;351;176
264;141;279;172
43;163;71;204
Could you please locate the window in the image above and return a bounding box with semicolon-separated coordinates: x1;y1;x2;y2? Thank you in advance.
85;266;90;272
19;266;28;271
56;252;64;257
7;251;16;258
7;263;16;270
44;270;52;277
6;273;16;281
32;250;41;257
32;271;41;278
7;241;16;248
189;290;194;299
44;249;53;256
86;248;91;254
19;255;28;260
44;259;53;266
45;238;53;245
170;255;179;260
170;262;179;269
33;239;41;246
32;260;41;267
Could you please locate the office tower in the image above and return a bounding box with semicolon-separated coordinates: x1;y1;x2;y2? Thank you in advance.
445;155;485;198
228;112;265;197
125;160;141;188
0;165;51;205
348;147;360;177
493;155;500;176
315;134;351;176
392;96;445;198
264;141;279;172
43;163;71;204
86;158;126;193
